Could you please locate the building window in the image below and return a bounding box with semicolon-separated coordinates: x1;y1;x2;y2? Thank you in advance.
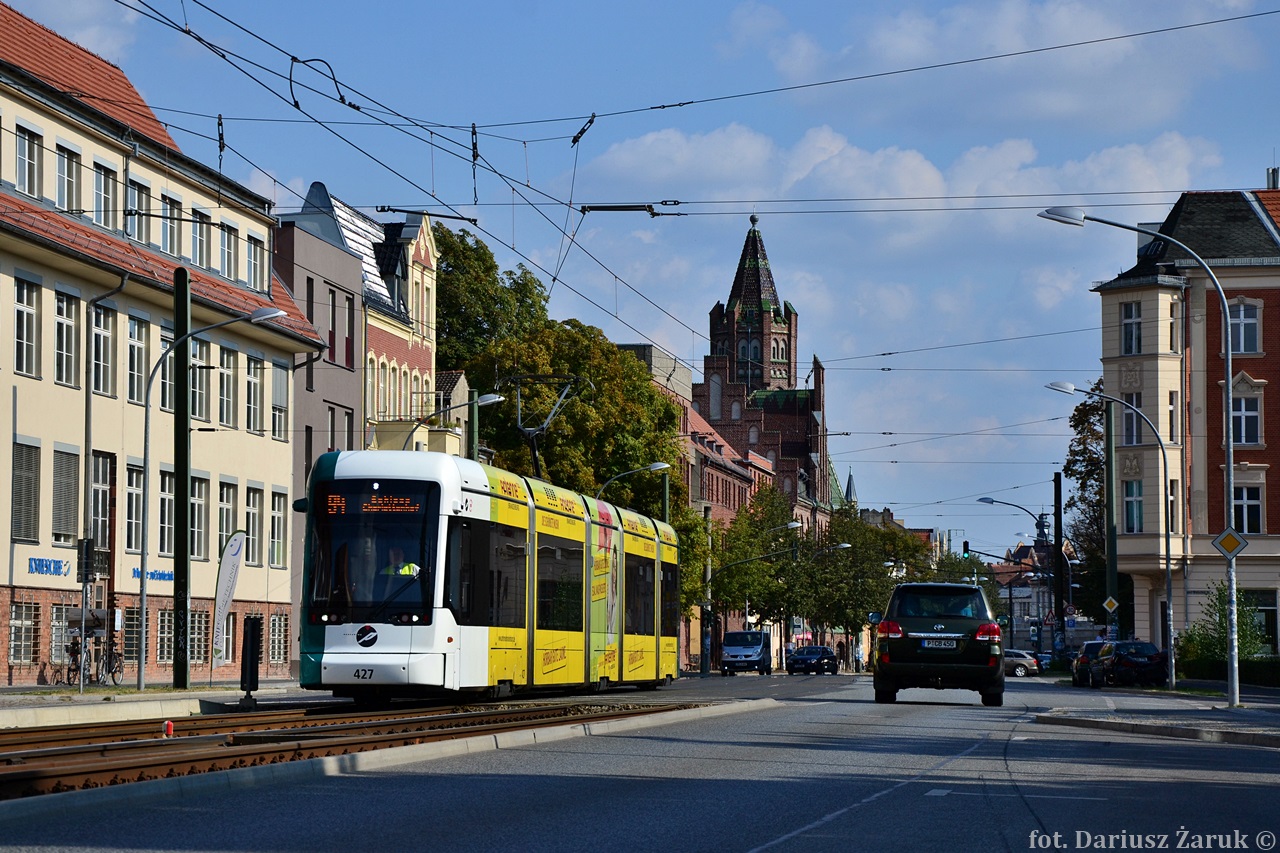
219;483;237;553
190;339;210;422
1123;479;1143;534
1122;393;1143;445
1234;485;1263;535
15;280;39;378
56;146;80;211
50;603;73;665
8;603;39;665
191;477;209;561
128;318;148;404
269;492;287;568
126;179;151;243
1169;479;1180;536
191;210;211;267
271;362;289;441
344;295;355;368
220;224;238;280
159;331;174;412
123;607;141;663
269;613;290;664
222;613;237;664
161;196;181;255
247;237;266;291
55;293;79;387
1242;590;1278;656
245;488;263;565
1169;300;1181;353
1233;396;1261;446
326;287;337;361
92;306;114;396
52;449;79;546
1168;391;1179;445
1230;303;1260;354
126;465;143;552
246;357;264;434
159;471;175;556
11;443;40;542
16;126;42;198
1121;302;1142;355
157;609;174;664
219;349;238;427
91;452;111;548
190;610;210;665
93;164;117;229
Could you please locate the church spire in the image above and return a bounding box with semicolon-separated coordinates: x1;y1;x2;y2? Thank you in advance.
726;214;781;315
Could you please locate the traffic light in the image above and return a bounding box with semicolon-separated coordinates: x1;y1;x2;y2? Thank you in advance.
962;540;970;559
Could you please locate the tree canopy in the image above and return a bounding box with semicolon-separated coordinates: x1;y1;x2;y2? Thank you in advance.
432;223;550;371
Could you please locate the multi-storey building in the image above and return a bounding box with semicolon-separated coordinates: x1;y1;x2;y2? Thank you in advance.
690;215;844;535
1089;183;1280;652
0;4;323;685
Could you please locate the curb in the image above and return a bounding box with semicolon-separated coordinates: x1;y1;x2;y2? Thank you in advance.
0;698;777;822
1034;711;1280;749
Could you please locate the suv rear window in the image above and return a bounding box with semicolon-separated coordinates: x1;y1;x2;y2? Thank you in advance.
891;586;986;618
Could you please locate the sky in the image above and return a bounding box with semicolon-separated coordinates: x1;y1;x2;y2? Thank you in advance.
12;0;1280;560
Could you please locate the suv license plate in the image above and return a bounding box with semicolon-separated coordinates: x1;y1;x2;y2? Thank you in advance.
922;639;956;649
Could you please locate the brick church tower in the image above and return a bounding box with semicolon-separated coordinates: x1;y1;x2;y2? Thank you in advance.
692;217;840;530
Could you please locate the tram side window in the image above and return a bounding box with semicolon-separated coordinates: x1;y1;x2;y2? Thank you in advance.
446;518;528;628
624;553;655;636
536;531;584;632
660;561;679;638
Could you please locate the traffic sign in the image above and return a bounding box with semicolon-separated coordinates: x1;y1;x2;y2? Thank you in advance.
1103;596;1119;613
1213;528;1248;560
1066;617;1076;629
1064;604;1076;617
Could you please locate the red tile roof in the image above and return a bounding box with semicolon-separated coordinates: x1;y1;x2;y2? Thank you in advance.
0;3;178;150
0;191;321;347
1254;189;1280;232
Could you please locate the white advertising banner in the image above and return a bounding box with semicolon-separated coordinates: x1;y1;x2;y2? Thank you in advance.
211;531;246;669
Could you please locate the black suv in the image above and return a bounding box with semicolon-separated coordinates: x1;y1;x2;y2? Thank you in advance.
1071;640;1107;687
870;583;1005;706
786;645;839;675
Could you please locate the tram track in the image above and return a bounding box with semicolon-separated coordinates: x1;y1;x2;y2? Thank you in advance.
0;701;696;802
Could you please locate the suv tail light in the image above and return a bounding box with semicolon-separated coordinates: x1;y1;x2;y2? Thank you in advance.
975;622;1001;641
877;620;903;639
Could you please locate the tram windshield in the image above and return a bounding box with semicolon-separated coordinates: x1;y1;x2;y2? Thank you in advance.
307;478;439;620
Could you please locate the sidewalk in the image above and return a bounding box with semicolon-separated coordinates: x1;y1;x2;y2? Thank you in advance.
1035;679;1280;748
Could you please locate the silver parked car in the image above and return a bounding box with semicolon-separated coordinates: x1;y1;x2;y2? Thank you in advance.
1004;649;1040;677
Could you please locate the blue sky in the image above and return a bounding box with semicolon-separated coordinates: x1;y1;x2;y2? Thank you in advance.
14;0;1280;558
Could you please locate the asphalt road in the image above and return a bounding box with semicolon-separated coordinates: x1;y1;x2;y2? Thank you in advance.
2;674;1277;853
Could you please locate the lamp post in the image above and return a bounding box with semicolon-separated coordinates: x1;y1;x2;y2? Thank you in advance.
138;306;285;691
595;462;670;501
400;393;503;451
1048;380;1176;689
979;495;1057;654
1040;205;1238;705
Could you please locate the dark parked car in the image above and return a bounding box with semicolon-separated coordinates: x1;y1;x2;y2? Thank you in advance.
1072;640;1107;687
1004;649;1040;677
870;582;1005;706
787;645;839;675
1090;641;1168;688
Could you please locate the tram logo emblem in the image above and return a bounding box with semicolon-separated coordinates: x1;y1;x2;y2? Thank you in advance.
356;625;379;647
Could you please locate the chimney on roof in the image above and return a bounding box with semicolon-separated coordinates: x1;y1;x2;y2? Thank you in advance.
1269;167;1279;190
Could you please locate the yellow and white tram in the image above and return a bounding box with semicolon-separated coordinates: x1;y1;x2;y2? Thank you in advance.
298;450;679;701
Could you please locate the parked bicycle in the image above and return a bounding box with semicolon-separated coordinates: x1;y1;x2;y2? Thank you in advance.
96;642;123;686
52;639;85;686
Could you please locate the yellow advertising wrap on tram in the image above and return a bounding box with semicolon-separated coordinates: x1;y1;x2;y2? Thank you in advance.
533;488;587;685
619;508;658;682
588;502;621;684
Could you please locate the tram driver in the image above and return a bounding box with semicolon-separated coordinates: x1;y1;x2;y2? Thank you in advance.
382;546;421;578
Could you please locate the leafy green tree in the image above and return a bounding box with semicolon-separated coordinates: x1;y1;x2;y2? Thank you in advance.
432;223;550;371
1060;377;1132;635
1177;580;1266;661
710;487;796;627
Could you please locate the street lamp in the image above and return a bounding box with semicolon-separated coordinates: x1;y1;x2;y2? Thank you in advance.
138;306;285;691
1040;205;1239;705
400;393;503;451
1048;380;1176;689
979;495;1057;653
595;462;671;501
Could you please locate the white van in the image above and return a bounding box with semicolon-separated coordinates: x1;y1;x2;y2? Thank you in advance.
721;630;772;676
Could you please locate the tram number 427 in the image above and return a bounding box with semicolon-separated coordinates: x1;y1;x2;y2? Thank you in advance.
353;668;374;680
